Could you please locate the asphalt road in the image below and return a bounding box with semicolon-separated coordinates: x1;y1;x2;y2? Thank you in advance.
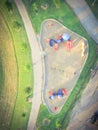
66;0;98;44
14;0;44;130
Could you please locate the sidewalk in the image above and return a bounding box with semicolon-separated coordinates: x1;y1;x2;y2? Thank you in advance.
66;0;98;44
14;0;44;130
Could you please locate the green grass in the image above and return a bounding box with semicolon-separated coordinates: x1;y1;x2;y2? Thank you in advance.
0;58;3;94
53;0;61;8
0;12;18;130
0;0;33;130
23;0;98;130
23;0;72;33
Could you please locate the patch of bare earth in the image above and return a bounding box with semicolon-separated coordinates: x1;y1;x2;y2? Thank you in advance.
67;69;98;130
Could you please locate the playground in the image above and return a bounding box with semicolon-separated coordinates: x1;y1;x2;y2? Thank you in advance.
40;19;89;114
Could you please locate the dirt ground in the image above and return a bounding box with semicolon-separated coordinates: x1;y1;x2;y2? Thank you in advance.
41;19;89;114
66;63;98;130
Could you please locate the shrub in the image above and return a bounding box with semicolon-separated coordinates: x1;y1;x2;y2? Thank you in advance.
25;87;32;94
5;0;13;12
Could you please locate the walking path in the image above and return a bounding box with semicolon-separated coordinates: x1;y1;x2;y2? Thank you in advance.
14;0;44;130
66;0;98;44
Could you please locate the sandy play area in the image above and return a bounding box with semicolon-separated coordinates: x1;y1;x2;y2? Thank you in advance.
40;19;88;114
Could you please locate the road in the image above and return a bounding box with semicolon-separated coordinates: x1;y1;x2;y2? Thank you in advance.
66;0;98;44
14;0;44;130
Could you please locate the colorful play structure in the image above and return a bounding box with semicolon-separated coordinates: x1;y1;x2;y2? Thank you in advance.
49;88;67;100
47;33;73;51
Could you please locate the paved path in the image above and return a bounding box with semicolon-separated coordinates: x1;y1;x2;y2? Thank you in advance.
66;0;98;44
14;0;44;130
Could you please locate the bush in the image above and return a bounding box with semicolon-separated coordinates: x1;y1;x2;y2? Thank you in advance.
25;87;32;94
22;112;26;117
25;64;31;71
20;43;27;52
13;21;22;31
5;0;13;12
53;0;61;8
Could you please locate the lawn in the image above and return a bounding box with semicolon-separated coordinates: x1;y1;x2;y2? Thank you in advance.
0;11;17;130
23;0;98;130
0;58;3;95
0;0;33;130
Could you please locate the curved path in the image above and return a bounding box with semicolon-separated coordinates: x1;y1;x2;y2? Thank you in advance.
66;0;98;44
14;0;44;130
14;0;98;130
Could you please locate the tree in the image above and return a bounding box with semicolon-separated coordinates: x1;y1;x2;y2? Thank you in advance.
56;120;61;129
22;112;26;117
5;0;13;12
92;0;96;6
25;64;31;71
29;0;35;3
20;43;27;52
53;0;61;8
32;2;38;14
13;21;22;31
25;87;32;94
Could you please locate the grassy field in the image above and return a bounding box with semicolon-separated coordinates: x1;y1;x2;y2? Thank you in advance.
0;0;33;130
0;13;17;130
23;0;98;130
0;57;3;95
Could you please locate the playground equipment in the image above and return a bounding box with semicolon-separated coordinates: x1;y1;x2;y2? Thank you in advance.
48;33;72;50
49;88;67;100
62;33;70;41
81;42;85;57
66;39;73;50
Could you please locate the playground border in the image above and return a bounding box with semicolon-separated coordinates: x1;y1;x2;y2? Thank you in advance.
40;18;89;114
